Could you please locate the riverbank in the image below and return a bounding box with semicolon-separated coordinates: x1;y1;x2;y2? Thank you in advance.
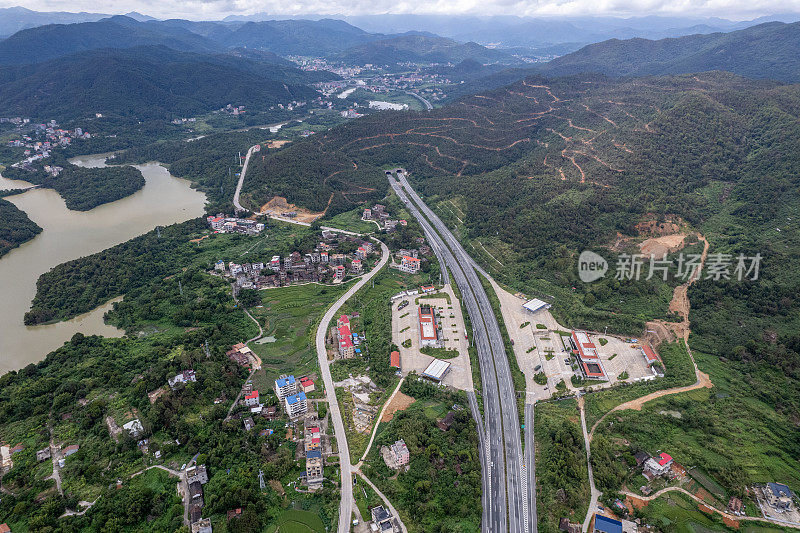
0;154;206;374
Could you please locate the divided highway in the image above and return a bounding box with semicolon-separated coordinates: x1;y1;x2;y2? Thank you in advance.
388;169;536;533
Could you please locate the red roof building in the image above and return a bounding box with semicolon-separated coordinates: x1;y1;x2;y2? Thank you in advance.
641;345;660;365
418;306;438;347
390;350;400;368
244;390;260;407
571;331;607;380
300;378;315;392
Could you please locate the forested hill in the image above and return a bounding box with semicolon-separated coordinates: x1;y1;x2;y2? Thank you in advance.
337;34;513;66
538;21;800;82
215;18;383;56
246;72;800;392
0;16;217;66
0;46;320;120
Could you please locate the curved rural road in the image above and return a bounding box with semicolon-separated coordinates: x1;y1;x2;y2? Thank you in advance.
622;487;800;530
233;144;258;213
315;238;390;533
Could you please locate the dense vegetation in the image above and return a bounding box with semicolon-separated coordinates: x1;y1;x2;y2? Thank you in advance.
110;129;274;212
539;21;800;83
0;222;343;530
337;34;512;66
3;157;145;211
363;378;481;532
0;194;41;257
0;16;216;65
0;45;320;121
534;399;589;533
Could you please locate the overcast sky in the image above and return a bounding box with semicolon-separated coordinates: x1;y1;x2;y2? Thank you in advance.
4;0;800;21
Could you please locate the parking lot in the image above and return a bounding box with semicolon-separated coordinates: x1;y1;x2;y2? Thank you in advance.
591;334;654;383
491;281;658;401
391;285;474;391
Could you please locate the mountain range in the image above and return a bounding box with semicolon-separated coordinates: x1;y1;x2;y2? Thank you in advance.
0;46;320;120
539;21;800;83
0;15;516;68
3;7;800;53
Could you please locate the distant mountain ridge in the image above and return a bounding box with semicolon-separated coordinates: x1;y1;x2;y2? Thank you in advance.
0;46;320;120
0;16;217;65
539;21;800;82
336;34;513;65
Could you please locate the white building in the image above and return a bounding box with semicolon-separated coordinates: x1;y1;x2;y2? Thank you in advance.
274;375;298;401
285;392;308;419
398;256;421;274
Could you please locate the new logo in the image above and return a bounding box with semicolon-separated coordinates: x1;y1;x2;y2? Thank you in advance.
578;250;608;283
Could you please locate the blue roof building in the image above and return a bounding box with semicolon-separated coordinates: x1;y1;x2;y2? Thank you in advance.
287;392;307;404
594;515;622;533
275;374;298;400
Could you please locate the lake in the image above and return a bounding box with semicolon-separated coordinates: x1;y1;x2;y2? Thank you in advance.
0;153;206;374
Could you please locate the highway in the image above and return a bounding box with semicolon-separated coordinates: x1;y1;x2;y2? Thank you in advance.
315;238;390;533
388;169;536;533
404;91;433;110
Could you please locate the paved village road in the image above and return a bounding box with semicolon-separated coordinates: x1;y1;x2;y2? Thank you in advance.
316;239;389;533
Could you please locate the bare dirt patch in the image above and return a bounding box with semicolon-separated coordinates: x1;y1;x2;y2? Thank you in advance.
381;391;415;422
259;196;324;223
269;479;285;496
147;387;167;404
639;233;687;257
266;140;291;149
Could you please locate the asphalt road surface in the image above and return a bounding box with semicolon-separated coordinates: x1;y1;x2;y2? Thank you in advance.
315;239;390;533
388;169;536;533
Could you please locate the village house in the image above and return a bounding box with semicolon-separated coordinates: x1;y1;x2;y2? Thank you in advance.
243;390;260;407
285;392;308;419
765;482;795;511
306;449;324;486
399;255;421;274
381;439;410;470
370;505;400;533
305;427;321;451
227;343;254;368
168;370;197;389
643;452;673;477
334;265;346;281
36;447;51;462
275;375;298;400
300;377;315;393
63;444;79;457
437;412;455;432
187;464;209;485
243;417;255;432
334;315;358;359
191;517;212;533
123;419;144;438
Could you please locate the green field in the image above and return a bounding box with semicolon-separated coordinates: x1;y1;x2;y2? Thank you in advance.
250;282;349;387
266;509;326;533
323;207;378;234
585;340;696;427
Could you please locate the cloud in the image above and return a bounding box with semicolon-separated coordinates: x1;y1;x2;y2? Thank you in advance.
4;0;800;20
